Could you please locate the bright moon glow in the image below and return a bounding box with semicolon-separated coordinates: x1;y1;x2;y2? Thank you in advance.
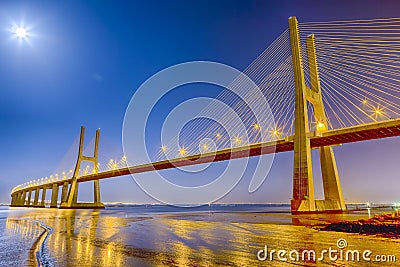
11;24;31;43
15;27;27;38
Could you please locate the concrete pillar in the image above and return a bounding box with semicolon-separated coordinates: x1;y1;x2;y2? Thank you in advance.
50;184;59;208
27;190;32;206
289;16;315;213
288;17;345;213
33;188;39;207
11;194;16;206
14;193;20;206
22;191;27;206
40;187;47;207
14;193;19;206
18;192;24;206
72;182;79;204
61;182;69;203
94;180;101;204
60;127;104;209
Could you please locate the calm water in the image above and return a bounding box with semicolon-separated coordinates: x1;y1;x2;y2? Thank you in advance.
0;204;399;266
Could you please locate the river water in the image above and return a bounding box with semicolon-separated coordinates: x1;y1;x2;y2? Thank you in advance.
0;204;398;266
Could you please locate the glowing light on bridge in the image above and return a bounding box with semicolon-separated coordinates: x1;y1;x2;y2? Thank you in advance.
202;144;208;151
108;159;118;170
161;145;167;152
269;127;282;139
233;137;242;145
253;123;261;131
179;147;187;156
316;121;326;131
372;106;386;118
216;133;222;139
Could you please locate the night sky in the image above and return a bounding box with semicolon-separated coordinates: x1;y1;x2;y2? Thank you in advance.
1;0;400;204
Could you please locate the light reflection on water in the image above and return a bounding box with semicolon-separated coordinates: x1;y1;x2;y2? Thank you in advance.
2;205;400;266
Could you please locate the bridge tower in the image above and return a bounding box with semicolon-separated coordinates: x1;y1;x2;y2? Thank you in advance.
289;16;346;213
60;126;104;209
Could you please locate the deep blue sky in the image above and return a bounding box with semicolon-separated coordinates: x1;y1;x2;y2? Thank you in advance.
1;0;400;204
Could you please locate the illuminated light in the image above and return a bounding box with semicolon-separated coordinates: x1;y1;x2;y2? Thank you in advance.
316;121;326;131
216;133;221;139
362;99;368;105
202;144;208;151
269;127;282;139
122;156;126;160
14;26;27;39
234;137;241;144
179;147;187;156
372;106;387;119
161;145;167;152
253;123;260;131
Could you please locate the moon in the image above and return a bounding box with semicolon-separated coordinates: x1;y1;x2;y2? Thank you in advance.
15;26;27;38
11;24;31;43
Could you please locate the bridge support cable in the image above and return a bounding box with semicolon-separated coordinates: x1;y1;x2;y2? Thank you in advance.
299;17;400;129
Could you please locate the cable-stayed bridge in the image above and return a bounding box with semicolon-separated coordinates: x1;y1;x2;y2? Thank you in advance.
10;17;400;214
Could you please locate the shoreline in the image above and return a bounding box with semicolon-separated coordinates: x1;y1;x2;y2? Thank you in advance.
2;206;400;266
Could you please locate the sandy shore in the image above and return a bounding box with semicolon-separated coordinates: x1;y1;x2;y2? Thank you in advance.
1;206;400;266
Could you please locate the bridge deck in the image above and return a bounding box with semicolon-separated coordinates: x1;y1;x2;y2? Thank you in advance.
13;118;400;192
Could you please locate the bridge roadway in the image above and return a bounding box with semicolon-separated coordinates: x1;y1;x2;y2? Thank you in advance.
14;118;400;192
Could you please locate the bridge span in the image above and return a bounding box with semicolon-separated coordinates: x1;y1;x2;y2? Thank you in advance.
10;118;400;210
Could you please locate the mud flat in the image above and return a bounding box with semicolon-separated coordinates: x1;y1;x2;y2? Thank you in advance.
318;212;400;238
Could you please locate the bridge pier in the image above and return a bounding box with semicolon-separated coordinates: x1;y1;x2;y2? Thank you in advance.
13;193;19;206
50;184;59;208
27;190;32;207
33;188;39;207
61;182;69;203
10;194;16;206
39;187;46;207
289;16;346;214
60;127;104;209
21;193;26;206
13;192;21;206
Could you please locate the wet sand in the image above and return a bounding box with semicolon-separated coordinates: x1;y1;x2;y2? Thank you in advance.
1;206;400;266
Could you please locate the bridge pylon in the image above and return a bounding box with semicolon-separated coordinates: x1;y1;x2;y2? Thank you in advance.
60;126;104;209
289;16;346;214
